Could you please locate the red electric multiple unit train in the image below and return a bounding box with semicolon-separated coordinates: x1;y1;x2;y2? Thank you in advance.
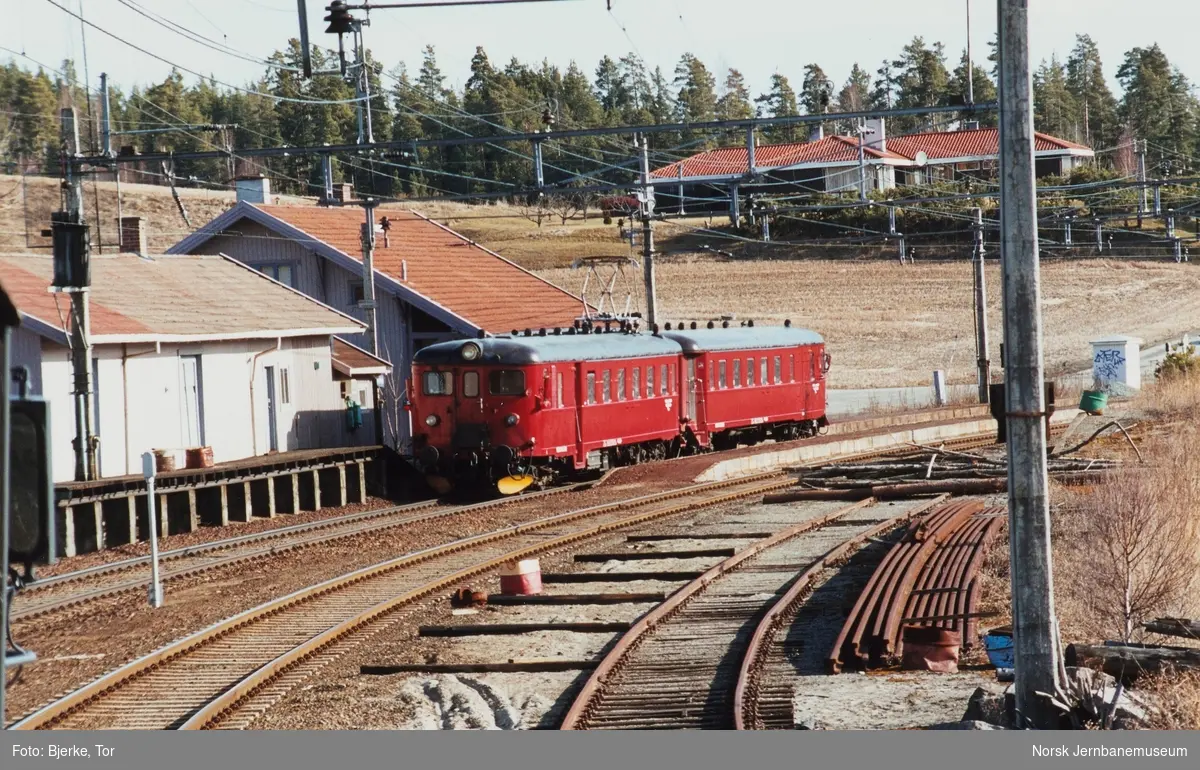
408;323;829;492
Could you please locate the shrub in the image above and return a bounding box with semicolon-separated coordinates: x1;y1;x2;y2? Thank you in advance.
1155;344;1200;380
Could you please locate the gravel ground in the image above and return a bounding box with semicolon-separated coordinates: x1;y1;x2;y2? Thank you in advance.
250;497;860;730
791;671;1004;730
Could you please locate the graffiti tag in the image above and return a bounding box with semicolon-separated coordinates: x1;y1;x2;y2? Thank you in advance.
1093;348;1125;380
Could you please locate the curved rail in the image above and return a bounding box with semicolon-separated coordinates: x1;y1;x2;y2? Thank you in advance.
12;472;792;730
733;495;951;729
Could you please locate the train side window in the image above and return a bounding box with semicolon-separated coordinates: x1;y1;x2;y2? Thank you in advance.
617;369;626;401
733;359;741;388
708;361;714;390
660;365;668;396
587;372;596;405
719;360;727;388
556;372;564;408
645;366;654;397
632;367;640;399
422;371;453;395
774;356;782;384
603;370;612;403
789;355;795;382
463;371;480;398
747;357;755;387
761;358;768;386
669;364;676;394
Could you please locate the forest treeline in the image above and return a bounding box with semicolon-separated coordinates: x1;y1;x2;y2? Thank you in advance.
2;34;1196;199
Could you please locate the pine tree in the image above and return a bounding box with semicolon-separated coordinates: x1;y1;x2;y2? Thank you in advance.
946;49;997;126
716;69;753;122
1117;45;1183;152
1066;35;1120;150
869;60;896;112
800;64;834;136
755;73;800;144
1033;56;1076;140
594;55;627;120
891;37;952;133
8;67;57;170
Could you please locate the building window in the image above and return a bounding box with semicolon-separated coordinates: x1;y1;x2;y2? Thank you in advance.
587;372;596;405
255;264;295;287
632;367;640;399
280;368;291;404
747;358;755;387
349;281;365;305
645;366;654;398
774;356;782;384
463;371;480;398
602;370;612;403
617;369;626;401
734;359;741;388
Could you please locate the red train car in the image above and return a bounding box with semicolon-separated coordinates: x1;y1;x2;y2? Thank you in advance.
408;324;828;492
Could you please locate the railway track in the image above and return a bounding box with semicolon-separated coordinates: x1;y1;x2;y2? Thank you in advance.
559;495;948;730
10;472;797;730
12;425;1021;623
9;482;595;622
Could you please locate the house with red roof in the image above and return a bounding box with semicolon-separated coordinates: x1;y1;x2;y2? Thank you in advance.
169;192;586;449
651;121;1093;216
1;253;382;483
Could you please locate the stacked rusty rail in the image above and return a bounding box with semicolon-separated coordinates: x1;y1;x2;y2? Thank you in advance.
902;505;1004;646
826;500;987;673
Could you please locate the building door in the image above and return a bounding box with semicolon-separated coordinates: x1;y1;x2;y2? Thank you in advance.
92;356;102;473
264;365;279;452
180;355;205;447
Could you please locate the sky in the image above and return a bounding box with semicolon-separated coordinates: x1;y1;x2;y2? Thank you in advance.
3;0;1197;100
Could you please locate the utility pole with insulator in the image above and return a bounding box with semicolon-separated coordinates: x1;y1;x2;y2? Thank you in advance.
997;0;1065;730
972;206;990;404
638;135;658;328
1136;138;1148;226
359;200;380;355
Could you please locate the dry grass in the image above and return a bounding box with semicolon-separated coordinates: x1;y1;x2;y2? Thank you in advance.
1141;670;1200;729
539;258;1200;390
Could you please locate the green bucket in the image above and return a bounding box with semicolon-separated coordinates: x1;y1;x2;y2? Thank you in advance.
1079;390;1108;415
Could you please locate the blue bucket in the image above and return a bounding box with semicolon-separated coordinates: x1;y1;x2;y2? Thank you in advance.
984;629;1014;669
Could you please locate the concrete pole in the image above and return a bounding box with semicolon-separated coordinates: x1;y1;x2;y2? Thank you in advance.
857;121;868;201
100;73;112;157
359;202;380;355
639;136;658;328
997;0;1065;730
972;207;990;403
1;324;11;722
1136;139;1147;225
966;0;975;105
142;453;164;608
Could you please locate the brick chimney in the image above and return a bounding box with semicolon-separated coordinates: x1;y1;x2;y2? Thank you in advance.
235;175;273;205
118;216;148;255
332;183;355;204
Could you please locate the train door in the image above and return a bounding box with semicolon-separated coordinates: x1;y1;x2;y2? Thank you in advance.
456;368;484;436
685;358;698;423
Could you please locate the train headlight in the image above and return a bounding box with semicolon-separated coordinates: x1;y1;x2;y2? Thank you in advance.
461;342;482;361
425;414;440;427
504;414;520;427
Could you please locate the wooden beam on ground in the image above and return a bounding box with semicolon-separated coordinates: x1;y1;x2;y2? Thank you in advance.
1066;643;1200;683
418;622;631;637
1144;618;1200;640
574;548;734;562
361;660;599;675
484;592;667;605
541;571;704;583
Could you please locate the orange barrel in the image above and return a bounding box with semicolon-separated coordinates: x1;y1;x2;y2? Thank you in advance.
185;446;215;469
900;626;961;673
499;558;542;595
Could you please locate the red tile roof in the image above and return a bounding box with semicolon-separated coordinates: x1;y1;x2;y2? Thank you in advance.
332;337;392;377
253;205;583;333
885;127;1092;161
653;128;1092;180
652;135;908;179
1;254;361;340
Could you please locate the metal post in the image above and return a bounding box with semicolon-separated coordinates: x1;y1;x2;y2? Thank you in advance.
1153;184;1162;217
1095;218;1103;252
639;136;658;328
746;125;756;173
1136;139;1147;225
998;0;1064;730
966;0;975;105
359;202;380;355
1;325;11;723
100;73;112;157
857;121;868;201
729;184;740;225
1063;215;1072;246
142;453;163;607
70;292;98;481
533;139;545;190
677;164;685;217
322;155;335;204
972;207;990;403
1167;209;1176;239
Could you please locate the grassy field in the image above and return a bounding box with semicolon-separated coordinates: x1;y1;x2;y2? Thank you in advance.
6;178;1200;391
